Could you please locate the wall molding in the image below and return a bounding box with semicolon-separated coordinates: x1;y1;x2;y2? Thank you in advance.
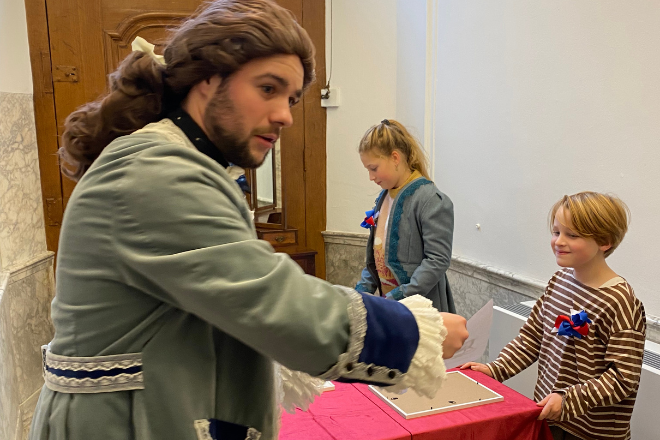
6;251;54;286
322;230;369;246
449;255;546;300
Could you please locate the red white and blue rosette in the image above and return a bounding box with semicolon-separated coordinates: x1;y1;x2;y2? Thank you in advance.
360;209;379;229
554;310;592;339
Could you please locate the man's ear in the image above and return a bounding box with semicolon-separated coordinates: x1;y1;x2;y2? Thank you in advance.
193;75;223;101
391;150;401;165
599;243;612;253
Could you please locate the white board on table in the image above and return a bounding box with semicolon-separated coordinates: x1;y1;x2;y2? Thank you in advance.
369;371;503;419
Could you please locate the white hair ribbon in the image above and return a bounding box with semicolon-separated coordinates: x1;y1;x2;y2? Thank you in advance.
131;36;166;66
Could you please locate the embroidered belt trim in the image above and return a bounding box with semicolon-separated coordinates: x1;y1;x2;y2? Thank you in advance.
41;345;144;393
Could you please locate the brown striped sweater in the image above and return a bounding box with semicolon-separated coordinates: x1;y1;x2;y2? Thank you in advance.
487;269;646;440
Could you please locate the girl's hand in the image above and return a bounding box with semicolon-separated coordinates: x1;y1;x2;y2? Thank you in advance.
458;362;493;377
537;393;563;421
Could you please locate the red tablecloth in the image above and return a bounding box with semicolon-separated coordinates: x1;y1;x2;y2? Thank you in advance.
280;370;552;440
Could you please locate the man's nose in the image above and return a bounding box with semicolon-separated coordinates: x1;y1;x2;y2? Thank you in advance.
271;101;294;128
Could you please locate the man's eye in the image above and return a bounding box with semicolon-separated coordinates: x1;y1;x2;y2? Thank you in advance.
261;85;275;94
289;98;300;107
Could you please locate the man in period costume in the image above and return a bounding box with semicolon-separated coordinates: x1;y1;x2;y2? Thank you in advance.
29;1;468;439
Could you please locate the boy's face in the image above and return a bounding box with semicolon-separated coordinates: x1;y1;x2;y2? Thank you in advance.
551;207;610;269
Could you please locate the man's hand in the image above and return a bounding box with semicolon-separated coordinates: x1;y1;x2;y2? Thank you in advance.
440;312;468;359
537;393;563;420
458;362;493;377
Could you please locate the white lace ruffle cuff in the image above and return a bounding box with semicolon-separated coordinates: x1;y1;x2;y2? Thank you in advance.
278;364;325;413
383;294;448;399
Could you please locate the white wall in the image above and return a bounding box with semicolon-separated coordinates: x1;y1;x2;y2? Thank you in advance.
326;0;429;233
0;0;33;93
432;1;660;315
395;0;427;140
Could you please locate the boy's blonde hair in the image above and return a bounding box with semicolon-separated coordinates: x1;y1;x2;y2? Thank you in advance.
358;119;430;179
549;192;630;258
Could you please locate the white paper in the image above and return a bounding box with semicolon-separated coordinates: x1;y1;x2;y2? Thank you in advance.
443;299;493;370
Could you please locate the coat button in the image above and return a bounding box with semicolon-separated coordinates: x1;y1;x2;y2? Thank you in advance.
346;363;353;372
367;367;374;376
388;371;396;379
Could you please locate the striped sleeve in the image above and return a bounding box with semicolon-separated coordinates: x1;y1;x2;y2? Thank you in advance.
558;298;646;421
487;296;545;382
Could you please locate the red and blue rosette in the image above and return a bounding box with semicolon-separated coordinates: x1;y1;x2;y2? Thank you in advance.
554;310;592;339
360;209;377;229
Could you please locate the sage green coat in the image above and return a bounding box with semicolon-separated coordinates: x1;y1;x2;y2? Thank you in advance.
29;120;358;440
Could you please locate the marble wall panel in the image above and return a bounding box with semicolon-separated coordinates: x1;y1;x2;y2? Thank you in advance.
0;92;47;271
0;256;54;440
323;231;369;288
0;272;17;440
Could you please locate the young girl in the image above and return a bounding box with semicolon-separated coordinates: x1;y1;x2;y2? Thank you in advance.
461;192;646;440
355;119;455;312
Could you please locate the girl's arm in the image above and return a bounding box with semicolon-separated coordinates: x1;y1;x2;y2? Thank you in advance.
387;192;452;301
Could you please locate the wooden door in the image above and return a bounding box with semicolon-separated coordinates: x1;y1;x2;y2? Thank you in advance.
25;0;327;277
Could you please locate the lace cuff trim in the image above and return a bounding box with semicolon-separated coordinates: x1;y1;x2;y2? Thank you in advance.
277;364;324;413
383;295;447;398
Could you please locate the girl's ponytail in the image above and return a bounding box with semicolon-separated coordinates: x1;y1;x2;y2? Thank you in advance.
358;119;430;179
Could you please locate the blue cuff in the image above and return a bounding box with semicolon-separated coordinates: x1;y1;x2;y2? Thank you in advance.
320;287;420;385
357;292;418;374
387;286;404;301
355;283;370;293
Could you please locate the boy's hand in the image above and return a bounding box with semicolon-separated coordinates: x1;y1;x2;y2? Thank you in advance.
458;362;493;378
440;313;469;359
537;393;563;420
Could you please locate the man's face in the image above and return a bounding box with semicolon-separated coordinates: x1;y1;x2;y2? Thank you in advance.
203;54;304;168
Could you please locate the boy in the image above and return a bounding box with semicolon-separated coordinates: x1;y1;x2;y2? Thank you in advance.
462;192;646;440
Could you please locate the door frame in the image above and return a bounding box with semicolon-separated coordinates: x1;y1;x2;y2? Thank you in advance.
24;0;327;278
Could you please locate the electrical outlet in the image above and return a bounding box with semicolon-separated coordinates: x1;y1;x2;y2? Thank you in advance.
320;87;340;107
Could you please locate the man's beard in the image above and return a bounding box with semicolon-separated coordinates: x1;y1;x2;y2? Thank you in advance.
203;85;269;169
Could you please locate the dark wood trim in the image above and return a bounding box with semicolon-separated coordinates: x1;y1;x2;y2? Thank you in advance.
24;0;63;254
302;0;327;279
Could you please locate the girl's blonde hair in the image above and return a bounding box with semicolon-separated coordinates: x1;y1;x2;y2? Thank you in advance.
549;191;630;258
358;119;430;179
